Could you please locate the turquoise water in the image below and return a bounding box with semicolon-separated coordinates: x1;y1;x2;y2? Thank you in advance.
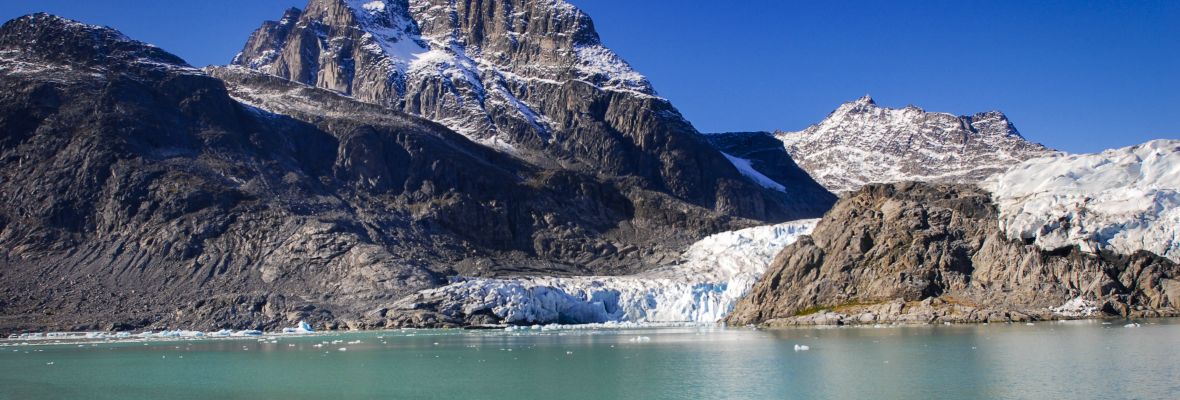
2;319;1178;399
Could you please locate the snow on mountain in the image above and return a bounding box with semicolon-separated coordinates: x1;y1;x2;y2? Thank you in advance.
234;0;652;142
984;139;1180;263
396;219;818;324
231;0;836;223
721;153;786;192
777;95;1054;193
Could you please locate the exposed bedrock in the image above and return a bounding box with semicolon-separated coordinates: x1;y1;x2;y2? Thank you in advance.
727;182;1180;326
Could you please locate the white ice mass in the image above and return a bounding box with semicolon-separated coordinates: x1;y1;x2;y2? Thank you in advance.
405;219;818;325
984;139;1180;263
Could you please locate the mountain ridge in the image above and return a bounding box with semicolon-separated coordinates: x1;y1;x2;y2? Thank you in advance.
229;0;839;222
773;95;1055;193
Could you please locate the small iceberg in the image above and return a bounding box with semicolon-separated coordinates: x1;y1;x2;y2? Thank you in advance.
282;320;314;334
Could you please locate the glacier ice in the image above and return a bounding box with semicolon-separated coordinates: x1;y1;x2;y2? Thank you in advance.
282;320;314;334
1050;297;1099;318
984;139;1180;263
406;219;818;325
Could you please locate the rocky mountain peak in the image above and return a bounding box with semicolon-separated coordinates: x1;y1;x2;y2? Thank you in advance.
0;13;189;69
233;0;654;142
831;94;878;115
776;97;1054;193
231;0;832;222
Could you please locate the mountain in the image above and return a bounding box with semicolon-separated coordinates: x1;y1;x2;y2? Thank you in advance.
0;12;828;333
232;0;833;221
727;182;1180;326
775;96;1054;193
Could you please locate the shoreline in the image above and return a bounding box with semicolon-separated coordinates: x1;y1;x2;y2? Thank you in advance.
6;314;1180;344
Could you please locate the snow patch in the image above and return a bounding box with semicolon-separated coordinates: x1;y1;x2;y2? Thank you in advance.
573;44;653;94
722;152;786;192
1050;297;1099;318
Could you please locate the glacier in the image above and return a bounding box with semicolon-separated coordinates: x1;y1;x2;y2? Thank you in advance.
403;220;818;325
984;139;1180;263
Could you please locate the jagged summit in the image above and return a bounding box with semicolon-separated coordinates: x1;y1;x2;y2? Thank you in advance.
232;0;653;142
776;96;1055;193
232;0;833;222
0;13;190;70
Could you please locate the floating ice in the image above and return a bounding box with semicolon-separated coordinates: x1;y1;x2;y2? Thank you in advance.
282;320;314;334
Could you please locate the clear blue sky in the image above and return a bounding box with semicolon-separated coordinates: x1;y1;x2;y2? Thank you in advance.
1;1;1176;153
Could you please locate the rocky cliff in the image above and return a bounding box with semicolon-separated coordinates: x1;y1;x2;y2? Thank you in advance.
727;182;1180;326
232;0;833;221
776;96;1054;193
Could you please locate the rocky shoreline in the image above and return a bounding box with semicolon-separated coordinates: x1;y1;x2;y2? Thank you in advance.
757;297;1180;327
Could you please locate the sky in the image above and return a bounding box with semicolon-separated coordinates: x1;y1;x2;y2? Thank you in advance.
1;0;1176;153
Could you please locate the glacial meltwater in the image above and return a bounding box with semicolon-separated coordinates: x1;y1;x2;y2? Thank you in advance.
2;320;1179;399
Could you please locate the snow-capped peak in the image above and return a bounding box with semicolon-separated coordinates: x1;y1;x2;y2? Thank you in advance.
343;0;429;73
777;96;1054;193
235;0;655;144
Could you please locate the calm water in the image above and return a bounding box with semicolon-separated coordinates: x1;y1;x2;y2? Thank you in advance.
2;319;1178;400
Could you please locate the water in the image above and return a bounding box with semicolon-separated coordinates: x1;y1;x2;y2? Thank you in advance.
2;319;1178;399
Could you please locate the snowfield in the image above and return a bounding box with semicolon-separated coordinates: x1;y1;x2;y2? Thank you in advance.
984;139;1180;263
406;220;818;325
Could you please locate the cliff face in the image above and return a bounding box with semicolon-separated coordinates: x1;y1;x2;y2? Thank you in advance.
232;0;834;221
727;182;1180;326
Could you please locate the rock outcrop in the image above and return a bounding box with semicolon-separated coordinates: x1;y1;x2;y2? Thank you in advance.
727;182;1180;326
776;96;1054;193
